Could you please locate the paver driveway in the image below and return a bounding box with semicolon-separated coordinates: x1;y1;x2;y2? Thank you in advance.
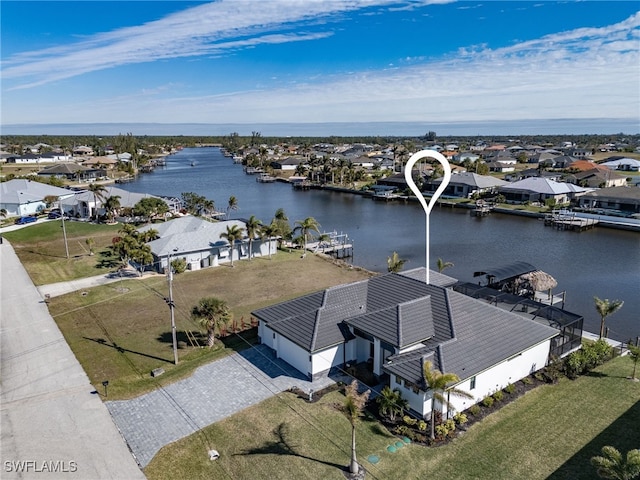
106;345;336;467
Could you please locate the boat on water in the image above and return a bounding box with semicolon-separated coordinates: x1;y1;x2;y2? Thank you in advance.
244;166;264;175
256;173;276;183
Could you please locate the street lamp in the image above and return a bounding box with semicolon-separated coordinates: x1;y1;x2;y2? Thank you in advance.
165;249;179;365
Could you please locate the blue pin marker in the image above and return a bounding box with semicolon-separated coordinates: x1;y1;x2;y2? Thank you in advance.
404;150;452;285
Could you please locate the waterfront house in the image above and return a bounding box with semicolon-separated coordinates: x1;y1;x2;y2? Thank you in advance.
498;177;591;205
140;216;276;272
564;168;628;189
271;157;305;171
37;163;105;182
253;268;559;418
576;186;640;215
426;172;507;198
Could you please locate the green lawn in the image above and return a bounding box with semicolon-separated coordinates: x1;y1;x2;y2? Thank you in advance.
3;221;122;284
144;357;640;480
46;251;373;399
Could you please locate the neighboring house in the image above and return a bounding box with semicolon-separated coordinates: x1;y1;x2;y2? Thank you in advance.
453;152;480;163
5;154;42;164
70;185;178;220
600;157;640;172
141;216;276;272
426;172;507;198
539;155;576;169
0;179;71;216
564;168;628;188
253;269;558;419
72;146;94;156
271;157;305;171
37;163;105;182
83;156;120;171
486;161;515;173
498;177;591;205
40;151;72;162
577;186;640;215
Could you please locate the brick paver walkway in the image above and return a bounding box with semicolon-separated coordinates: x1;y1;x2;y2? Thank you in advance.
106;345;335;467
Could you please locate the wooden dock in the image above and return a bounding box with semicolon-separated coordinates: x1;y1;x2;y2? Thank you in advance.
307;231;353;259
473;200;493;216
544;211;599;231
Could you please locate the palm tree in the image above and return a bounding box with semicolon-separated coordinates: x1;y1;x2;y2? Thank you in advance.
423;360;473;440
342;380;370;475
191;297;232;347
594;297;624;339
85;237;95;256
220;224;244;267
627;344;640;381
87;184;107;222
226;195;238;219
260;222;278;259
437;258;454;273
0;208;7;219
293;217;321;255
376;386;408;422
387;251;406;273
244;215;262;260
273;208;292;248
591;446;640;480
103;195;121;224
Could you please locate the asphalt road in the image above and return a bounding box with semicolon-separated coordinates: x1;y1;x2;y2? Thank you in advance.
0;239;146;479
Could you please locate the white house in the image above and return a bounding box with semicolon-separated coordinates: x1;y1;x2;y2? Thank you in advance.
140;216;276;272
253;268;558;419
0;179;72;217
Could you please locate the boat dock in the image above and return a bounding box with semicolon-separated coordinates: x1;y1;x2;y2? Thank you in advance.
307;231;353;259
256;173;276;183
473;200;493;217
544;210;599;231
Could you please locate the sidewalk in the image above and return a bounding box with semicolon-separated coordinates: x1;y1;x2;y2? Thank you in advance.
0;240;146;479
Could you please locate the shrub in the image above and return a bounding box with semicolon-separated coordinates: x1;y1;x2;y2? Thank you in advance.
469;405;481;416
171;257;187;274
522;376;533;385
492;390;504;402
394;425;410;436
534;372;546;382
454;413;468;425
445;419;456;432
504;383;516;394
482;396;495;408
434;424;449;438
403;415;417;426
418;420;427;432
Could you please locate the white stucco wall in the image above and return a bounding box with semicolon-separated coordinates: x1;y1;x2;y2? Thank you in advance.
273;333;312;379
390;339;551;418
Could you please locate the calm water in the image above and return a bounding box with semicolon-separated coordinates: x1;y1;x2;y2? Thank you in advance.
120;147;640;341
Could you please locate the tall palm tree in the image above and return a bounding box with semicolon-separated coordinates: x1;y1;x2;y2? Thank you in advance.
103;195;121;224
437;258;454;273
293;216;320;255
423;360;473;440
220;224;244;266
260;222;278;259
273;208;291;248
191;297;232;347
87;184;107;222
387;251;406;273
343;380;370;475
244;215;262;260
594;297;624;339
226;195;238;219
0;208;7;219
591;446;640;480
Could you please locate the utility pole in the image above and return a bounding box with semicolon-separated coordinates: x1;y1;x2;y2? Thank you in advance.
59;196;69;259
165;251;179;365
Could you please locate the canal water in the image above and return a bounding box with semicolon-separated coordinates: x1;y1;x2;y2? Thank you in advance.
119;147;640;342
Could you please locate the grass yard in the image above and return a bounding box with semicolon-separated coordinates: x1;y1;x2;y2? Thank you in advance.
46;251;374;399
3;221;122;284
144;356;640;480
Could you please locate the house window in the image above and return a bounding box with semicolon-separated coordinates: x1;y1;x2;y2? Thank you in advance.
470;376;476;390
395;376;403;386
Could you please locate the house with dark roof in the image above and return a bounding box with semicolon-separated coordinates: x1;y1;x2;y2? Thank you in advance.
576;186;640;215
425;172;507;198
253;269;558;418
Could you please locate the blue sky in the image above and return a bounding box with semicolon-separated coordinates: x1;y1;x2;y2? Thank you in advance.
1;1;639;135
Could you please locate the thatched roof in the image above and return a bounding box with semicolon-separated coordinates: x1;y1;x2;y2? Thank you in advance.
515;270;557;292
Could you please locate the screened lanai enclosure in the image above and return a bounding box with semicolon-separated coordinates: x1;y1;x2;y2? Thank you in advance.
455;261;584;357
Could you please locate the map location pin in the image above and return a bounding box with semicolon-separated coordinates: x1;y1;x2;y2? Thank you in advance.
403;150;452;284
